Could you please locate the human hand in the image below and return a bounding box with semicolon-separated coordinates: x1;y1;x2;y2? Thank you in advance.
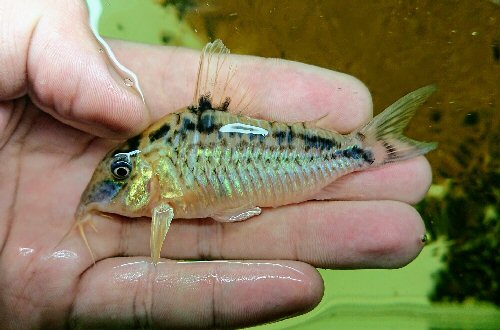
0;1;432;328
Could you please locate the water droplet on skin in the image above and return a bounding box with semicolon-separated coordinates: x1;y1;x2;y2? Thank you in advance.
19;247;35;256
49;249;78;260
124;77;134;87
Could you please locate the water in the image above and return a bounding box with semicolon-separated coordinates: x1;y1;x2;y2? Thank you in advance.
96;0;500;328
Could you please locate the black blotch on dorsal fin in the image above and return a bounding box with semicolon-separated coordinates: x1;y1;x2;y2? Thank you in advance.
188;93;214;114
216;97;231;112
198;93;213;112
190;93;231;114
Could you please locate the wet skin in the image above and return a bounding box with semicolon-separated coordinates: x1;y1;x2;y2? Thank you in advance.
0;1;432;328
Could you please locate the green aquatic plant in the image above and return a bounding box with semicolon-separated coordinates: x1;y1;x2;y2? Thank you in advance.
418;111;500;305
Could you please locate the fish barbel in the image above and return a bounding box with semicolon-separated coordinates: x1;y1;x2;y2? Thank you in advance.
75;40;437;265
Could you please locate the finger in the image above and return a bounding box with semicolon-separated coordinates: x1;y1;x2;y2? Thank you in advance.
166;201;426;269
0;1;41;99
80;200;425;269
70;258;322;329
313;157;433;204
21;2;149;137
108;40;373;133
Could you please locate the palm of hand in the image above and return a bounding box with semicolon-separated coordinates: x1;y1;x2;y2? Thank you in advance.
0;101;112;325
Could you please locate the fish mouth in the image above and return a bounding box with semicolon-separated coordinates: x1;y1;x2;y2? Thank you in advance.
78;206;145;223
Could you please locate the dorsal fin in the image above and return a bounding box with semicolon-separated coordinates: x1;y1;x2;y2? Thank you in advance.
192;39;253;113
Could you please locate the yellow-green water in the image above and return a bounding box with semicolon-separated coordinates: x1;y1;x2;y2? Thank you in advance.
95;0;500;328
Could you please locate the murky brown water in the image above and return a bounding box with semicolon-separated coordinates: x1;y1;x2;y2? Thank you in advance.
188;0;499;180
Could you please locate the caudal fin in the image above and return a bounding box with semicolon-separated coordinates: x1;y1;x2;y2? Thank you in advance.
357;85;438;166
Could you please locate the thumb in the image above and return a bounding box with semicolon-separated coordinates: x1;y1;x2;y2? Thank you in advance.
3;0;150;138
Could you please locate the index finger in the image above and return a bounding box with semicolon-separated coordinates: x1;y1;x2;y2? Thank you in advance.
71;258;322;329
108;40;373;133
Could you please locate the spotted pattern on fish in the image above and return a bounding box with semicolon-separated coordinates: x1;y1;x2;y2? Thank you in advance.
148;124;171;143
123;95;375;218
74;39;437;267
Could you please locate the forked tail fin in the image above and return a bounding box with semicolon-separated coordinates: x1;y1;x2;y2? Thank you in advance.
356;85;438;166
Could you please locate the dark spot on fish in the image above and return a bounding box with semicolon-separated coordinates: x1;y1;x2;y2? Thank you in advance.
128;135;141;151
182;117;196;132
431;110;442;123
463;112;479;126
335;146;361;161
114;134;141;154
493;39;500;62
197;112;219;134
354;146;369;162
362;150;375;164
274;131;286;145
342;148;352;158
149;124;171;142
286;128;295;144
302;133;336;150
342;146;364;159
352;146;364;158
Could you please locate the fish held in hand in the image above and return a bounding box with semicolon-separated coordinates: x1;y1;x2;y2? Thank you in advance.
75;40;437;265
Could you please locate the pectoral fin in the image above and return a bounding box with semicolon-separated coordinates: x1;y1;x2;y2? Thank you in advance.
212;206;262;222
151;204;174;266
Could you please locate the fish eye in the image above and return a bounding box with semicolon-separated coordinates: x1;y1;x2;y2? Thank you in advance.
111;160;132;180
